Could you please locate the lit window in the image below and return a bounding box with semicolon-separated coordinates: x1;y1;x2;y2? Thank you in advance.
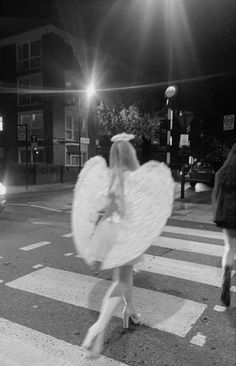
0;116;3;131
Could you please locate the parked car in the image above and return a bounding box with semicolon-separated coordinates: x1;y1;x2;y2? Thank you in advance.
0;182;6;211
188;161;220;187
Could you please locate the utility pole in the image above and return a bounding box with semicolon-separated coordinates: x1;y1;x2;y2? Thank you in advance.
164;85;178;166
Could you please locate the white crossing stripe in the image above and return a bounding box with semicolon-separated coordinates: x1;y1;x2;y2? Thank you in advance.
190;332;206;347
153;236;230;257
30;204;62;212
20;241;51;251
0;318;128;366
213;305;226;312
62;227;224;242
32;264;44;269
5;267;207;337
163;225;223;240
62;233;73;238
136;254;236;290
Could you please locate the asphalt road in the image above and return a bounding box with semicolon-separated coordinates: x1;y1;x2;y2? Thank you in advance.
0;189;235;366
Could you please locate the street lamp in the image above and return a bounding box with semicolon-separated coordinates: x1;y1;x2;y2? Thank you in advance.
164;85;177;165
86;83;95;99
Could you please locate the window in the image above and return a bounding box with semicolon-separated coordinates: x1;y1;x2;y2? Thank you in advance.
17;73;42;106
65;115;73;140
65;110;80;141
65;144;80;166
17;40;42;72
18;111;44;140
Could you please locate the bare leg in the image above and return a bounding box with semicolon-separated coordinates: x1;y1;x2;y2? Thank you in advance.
120;265;138;314
82;266;130;357
222;229;236;268
221;229;236;307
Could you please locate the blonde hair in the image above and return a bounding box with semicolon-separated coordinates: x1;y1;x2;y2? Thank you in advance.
108;140;139;196
109;140;139;171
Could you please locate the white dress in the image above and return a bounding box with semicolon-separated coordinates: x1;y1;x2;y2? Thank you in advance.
71;156;175;270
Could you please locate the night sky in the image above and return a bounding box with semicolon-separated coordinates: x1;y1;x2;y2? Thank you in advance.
0;0;235;128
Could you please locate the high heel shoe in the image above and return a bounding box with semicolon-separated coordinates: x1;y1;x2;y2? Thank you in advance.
82;325;104;359
122;306;142;329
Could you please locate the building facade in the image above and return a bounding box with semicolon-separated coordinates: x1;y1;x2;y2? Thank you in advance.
0;25;97;184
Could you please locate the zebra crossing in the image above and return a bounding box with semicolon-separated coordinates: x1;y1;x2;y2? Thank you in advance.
0;222;234;365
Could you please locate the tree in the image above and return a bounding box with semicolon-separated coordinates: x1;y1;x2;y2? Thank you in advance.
96;100;165;162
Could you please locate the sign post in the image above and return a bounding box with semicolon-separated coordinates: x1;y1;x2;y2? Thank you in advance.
18;124;28;190
31;135;38;185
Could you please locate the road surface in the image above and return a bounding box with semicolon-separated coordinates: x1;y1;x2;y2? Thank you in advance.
0;189;235;366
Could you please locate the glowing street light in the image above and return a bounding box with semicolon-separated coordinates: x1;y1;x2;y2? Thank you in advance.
165;85;177;100
86;83;95;99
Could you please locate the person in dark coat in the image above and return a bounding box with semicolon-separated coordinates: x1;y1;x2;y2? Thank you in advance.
212;143;236;307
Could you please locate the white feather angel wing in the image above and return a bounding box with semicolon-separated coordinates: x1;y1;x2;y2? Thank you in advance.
71;156;110;263
102;160;175;269
72;157;175;269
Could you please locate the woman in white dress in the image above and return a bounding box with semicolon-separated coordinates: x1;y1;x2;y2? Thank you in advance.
72;133;174;358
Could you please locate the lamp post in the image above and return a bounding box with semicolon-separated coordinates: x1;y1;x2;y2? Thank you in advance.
164;85;177;166
76;83;96;172
85;83;97;159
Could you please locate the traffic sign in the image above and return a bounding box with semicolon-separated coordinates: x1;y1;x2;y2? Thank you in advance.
223;114;235;131
18;125;27;141
179;134;190;147
80;137;90;144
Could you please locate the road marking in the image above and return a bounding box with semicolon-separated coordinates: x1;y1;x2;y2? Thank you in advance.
213;305;226;312
0;318;128;366
0;280;3;284
32;221;53;225
7;203;29;206
153;236;230;257
5;267;207;337
136;254;236;290
63;227;224;244
163;225;223;240
32;264;44;269
62;233;73;238
20;241;51;251
64;252;74;256
30;204;62;212
190;332;206;347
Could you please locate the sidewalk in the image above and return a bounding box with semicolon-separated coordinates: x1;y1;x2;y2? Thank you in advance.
6;182;75;195
172;201;213;225
6;181;214;225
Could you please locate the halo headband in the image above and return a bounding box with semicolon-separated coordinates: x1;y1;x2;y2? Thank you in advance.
111;133;135;142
